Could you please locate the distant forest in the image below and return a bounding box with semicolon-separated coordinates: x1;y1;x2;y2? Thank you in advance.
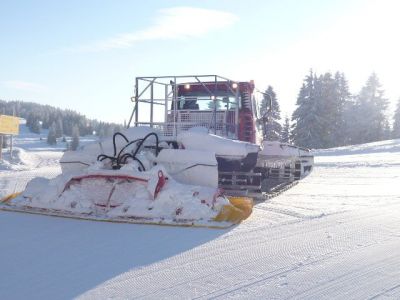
0;100;121;138
261;71;400;149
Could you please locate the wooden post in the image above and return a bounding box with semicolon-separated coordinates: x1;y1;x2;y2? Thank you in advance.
10;134;13;158
0;107;3;161
0;134;3;161
10;106;15;158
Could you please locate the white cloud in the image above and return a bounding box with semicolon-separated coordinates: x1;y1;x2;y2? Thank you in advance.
1;80;48;93
72;7;238;52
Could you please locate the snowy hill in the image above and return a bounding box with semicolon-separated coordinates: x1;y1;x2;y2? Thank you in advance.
314;139;400;168
1;122;97;169
1;138;400;299
315;139;400;156
0;122;97;195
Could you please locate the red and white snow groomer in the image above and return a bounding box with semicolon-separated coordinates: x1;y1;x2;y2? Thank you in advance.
1;75;312;228
125;75;313;195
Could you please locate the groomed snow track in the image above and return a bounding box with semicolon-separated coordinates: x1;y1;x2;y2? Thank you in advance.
1;139;400;299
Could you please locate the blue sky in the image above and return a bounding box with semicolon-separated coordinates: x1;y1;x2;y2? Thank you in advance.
1;0;399;123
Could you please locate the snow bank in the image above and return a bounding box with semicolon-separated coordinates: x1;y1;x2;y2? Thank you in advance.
8;164;229;224
314;139;400;168
0;147;41;171
314;139;400;156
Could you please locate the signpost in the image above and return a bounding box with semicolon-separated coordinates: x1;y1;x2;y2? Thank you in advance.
0;114;20;160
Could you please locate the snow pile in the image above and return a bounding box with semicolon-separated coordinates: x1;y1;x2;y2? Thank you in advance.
8;163;229;225
0;147;41;171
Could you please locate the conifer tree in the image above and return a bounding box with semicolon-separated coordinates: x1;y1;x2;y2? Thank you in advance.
308;72;350;148
30;119;41;134
382;120;392;140
342;98;358;145
291;71;324;148
393;98;400;138
281;116;290;143
71;126;80;151
352;73;389;143
260;86;282;141
47;123;57;145
55;117;63;138
332;72;351;146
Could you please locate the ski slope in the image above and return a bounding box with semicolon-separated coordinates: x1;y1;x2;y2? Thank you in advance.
1;135;400;299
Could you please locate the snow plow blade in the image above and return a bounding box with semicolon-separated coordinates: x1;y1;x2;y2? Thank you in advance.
0;199;252;229
214;197;253;224
0;172;253;229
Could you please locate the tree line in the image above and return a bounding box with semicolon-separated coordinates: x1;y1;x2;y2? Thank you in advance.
0;100;122;148
3;72;400;151
260;71;400;149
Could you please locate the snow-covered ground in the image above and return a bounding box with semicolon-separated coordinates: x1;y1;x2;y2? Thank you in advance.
1;129;400;299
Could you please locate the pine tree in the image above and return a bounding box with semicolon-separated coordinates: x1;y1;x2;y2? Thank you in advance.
352;73;389;143
98;127;106;139
26;112;41;133
30;119;41;134
310;72;350;148
382;120;392;140
332;72;351;146
291;71;324;148
70;126;80;151
47;123;57;145
281;116;290;143
393;98;400;139
342;97;358;145
260;86;282;141
55;117;63;138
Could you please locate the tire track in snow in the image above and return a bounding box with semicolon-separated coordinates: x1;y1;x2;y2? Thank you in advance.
368;283;400;299
254;204;331;219
185;234;400;300
291;250;400;300
79;207;400;299
190;220;400;299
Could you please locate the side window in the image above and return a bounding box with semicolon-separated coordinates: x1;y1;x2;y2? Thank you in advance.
182;97;199;110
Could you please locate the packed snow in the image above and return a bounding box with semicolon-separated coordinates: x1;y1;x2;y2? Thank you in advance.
1;127;400;299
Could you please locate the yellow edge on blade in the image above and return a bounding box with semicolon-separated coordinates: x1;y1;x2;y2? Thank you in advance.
1;192;21;203
1;193;253;228
213;196;253;224
0;205;235;229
